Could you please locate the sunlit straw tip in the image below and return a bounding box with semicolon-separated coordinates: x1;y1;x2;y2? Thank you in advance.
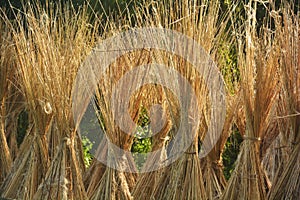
270;10;279;17
161;136;170;142
63;137;71;145
44;102;52;114
243;136;261;142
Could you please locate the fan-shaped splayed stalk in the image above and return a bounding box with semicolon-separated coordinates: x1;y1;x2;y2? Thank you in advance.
152;142;207;200
202;94;241;199
33;133;87;200
0;128;49;199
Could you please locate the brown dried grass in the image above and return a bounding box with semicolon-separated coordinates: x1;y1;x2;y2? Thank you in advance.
202;94;241;199
221;1;281;199
131;1;230;199
0;16;13;184
268;2;300;199
1;1;98;199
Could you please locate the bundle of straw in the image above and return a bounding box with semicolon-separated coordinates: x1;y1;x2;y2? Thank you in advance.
89;50;153;199
0;6;50;198
268;2;300;199
147;49;211;200
0;2;98;199
221;1;281;199
30;4;97;199
125;1;229;199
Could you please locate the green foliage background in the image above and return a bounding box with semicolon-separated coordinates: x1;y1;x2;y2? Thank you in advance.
131;107;152;171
